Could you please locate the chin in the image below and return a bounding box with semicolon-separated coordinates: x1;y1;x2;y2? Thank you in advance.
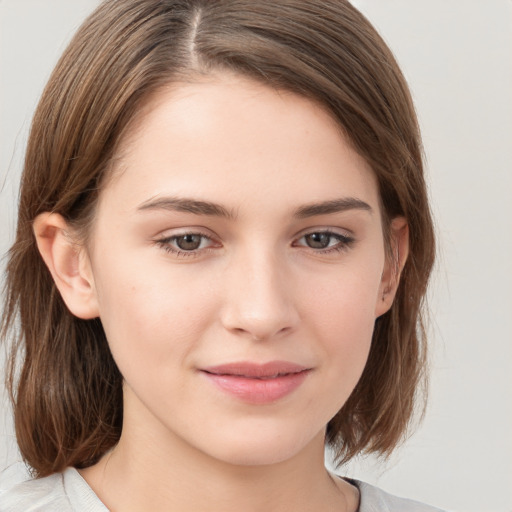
203;426;323;468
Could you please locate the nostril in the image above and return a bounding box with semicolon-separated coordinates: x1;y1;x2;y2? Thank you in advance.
227;324;294;343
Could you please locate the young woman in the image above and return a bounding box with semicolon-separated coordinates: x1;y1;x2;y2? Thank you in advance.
0;0;442;510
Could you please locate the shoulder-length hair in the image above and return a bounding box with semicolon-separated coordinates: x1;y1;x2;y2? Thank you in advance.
2;0;435;477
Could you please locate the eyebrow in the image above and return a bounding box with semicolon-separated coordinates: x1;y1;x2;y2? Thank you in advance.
137;196;236;219
293;197;373;218
137;196;372;219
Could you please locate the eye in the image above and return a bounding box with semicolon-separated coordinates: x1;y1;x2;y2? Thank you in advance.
155;231;219;257
174;234;205;251
304;232;333;249
294;230;354;252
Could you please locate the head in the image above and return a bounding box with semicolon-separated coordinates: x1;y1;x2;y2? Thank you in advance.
2;0;434;477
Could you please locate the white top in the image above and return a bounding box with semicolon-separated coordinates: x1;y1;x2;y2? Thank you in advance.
0;466;446;512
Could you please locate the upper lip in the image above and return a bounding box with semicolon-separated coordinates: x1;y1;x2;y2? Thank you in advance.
201;361;310;379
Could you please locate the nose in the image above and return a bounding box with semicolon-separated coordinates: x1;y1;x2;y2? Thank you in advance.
220;248;299;341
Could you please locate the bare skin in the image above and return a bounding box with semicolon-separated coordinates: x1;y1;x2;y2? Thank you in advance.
36;72;407;512
80;428;359;512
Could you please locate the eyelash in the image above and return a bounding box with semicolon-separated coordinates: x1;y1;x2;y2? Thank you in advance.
155;232;217;258
154;230;355;258
294;230;355;254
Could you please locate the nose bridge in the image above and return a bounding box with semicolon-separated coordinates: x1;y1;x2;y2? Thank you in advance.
221;243;298;340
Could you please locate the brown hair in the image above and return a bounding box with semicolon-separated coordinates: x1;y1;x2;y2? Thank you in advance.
2;0;435;477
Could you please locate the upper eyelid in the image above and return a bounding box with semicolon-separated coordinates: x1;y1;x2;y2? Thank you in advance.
295;226;354;238
153;227;354;244
292;229;355;249
158;233;218;248
154;227;353;238
153;229;218;250
154;227;216;240
294;231;354;244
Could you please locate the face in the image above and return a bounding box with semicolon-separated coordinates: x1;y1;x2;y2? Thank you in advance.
81;73;396;467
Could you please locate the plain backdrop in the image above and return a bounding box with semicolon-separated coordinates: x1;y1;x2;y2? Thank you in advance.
1;1;511;511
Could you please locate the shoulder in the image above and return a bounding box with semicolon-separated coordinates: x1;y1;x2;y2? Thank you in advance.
0;471;71;511
354;479;447;512
0;467;107;512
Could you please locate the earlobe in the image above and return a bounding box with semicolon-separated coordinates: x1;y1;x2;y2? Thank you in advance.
375;217;409;317
33;212;100;319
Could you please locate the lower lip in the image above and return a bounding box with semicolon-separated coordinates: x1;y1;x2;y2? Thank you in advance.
202;370;310;404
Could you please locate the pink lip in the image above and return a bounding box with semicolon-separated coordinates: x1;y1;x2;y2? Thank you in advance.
200;361;311;404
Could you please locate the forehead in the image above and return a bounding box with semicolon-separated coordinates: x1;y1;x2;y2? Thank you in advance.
99;73;380;218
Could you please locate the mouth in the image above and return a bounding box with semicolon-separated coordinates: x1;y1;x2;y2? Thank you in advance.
200;361;311;404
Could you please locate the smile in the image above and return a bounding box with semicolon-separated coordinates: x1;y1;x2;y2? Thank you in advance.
200;361;311;404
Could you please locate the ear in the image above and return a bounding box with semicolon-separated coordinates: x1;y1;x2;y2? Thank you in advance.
33;212;100;319
375;216;409;318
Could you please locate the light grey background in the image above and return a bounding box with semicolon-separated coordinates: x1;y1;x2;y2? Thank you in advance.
1;1;511;511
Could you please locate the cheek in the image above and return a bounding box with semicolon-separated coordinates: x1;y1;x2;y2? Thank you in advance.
299;264;382;386
302;259;382;334
91;255;218;377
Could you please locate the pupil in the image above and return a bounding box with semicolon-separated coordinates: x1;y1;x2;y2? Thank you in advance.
306;233;330;249
177;234;202;250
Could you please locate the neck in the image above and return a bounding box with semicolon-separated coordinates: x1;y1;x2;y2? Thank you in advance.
80;392;358;512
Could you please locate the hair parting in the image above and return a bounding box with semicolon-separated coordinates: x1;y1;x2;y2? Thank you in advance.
2;0;435;477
